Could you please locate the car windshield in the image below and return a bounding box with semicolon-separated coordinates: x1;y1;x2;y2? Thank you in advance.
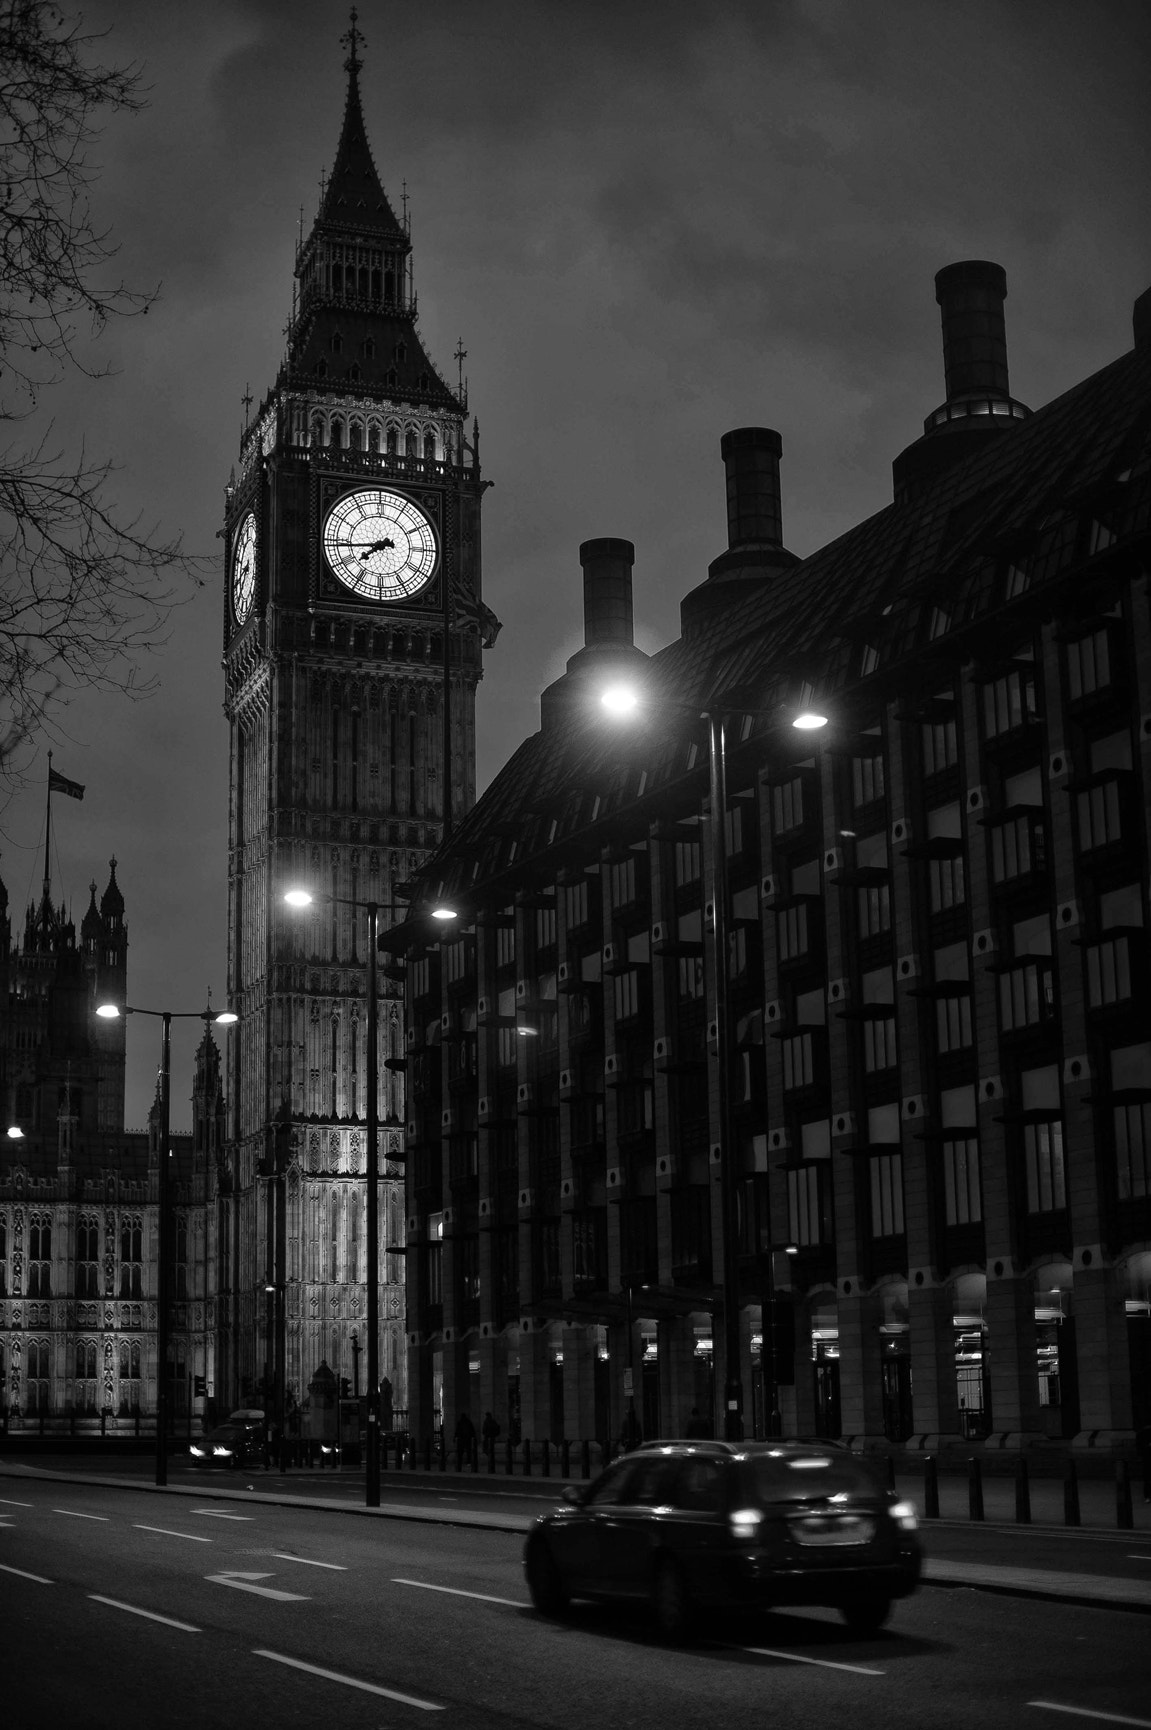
745;1452;881;1503
208;1426;243;1443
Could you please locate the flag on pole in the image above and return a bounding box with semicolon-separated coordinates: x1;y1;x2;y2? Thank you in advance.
48;766;85;801
449;574;502;648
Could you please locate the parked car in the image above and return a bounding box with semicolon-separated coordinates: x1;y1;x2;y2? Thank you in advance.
523;1439;922;1641
188;1409;267;1470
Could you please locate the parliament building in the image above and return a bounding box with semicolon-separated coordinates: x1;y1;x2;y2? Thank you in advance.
398;266;1151;1457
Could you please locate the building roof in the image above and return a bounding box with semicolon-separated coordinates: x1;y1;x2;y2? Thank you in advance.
413;312;1151;914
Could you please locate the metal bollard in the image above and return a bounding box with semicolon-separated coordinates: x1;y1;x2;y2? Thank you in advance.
486;1439;496;1474
523;1438;532;1477
542;1439;550;1477
1064;1457;1081;1527
1116;1460;1133;1531
967;1455;985;1521
581;1438;591;1480
1014;1455;1031;1524
887;1456;897;1493
424;1434;433;1471
561;1439;571;1478
505;1436;514;1476
924;1454;940;1519
438;1430;446;1470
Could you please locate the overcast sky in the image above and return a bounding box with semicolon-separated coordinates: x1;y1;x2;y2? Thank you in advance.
2;0;1148;1129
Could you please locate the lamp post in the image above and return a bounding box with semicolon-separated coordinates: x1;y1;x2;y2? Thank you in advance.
600;681;827;1442
95;1000;236;1486
285;889;456;1506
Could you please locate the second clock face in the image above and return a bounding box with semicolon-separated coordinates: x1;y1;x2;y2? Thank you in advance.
323;488;438;600
232;511;256;624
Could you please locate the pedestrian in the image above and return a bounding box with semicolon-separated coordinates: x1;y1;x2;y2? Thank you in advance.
454;1409;477;1470
684;1405;711;1438
481;1410;500;1459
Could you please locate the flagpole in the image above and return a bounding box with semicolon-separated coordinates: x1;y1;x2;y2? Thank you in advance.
43;752;53;903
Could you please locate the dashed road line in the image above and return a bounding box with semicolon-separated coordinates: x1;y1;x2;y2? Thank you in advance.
254;1649;444;1710
734;1643;885;1677
392;1576;528;1608
134;1524;213;1542
53;1508;109;1520
89;1595;200;1633
191;1509;252;1520
271;1553;347;1569
1029;1705;1151;1728
0;1498;33;1508
0;1562;52;1584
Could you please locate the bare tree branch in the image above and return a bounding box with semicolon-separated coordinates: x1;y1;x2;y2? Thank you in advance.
0;0;209;787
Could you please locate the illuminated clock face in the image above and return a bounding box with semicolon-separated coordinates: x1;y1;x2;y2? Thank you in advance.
322;488;438;600
231;512;256;624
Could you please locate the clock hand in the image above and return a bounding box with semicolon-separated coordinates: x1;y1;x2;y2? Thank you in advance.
360;537;396;559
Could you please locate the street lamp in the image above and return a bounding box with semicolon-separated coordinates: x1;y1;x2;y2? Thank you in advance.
284;888;456;1506
94;999;237;1485
600;681;827;1441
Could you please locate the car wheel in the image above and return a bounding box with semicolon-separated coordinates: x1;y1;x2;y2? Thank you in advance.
838;1594;892;1635
524;1537;569;1617
651;1557;692;1644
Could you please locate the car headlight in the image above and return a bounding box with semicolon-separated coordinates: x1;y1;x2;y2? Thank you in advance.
889;1499;918;1531
728;1507;765;1542
213;1445;232;1457
189;1445;205;1457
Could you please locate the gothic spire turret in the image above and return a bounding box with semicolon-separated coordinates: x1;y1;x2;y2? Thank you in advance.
282;13;462;414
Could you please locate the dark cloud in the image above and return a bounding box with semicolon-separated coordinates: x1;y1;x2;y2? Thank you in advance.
2;0;1146;1125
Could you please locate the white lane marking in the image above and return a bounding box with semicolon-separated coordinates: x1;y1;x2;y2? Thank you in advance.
392;1576;528;1609
254;1648;444;1710
134;1524;213;1543
207;1571;309;1602
736;1643;885;1677
191;1509;252;1520
271;1553;347;1570
1127;1555;1151;1562
0;1498;33;1507
0;1562;52;1584
53;1508;109;1521
1029;1705;1151;1729
89;1595;199;1633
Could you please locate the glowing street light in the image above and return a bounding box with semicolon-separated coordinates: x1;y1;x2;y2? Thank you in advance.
600;678;828;1440
283;887;456;1505
94;998;236;1485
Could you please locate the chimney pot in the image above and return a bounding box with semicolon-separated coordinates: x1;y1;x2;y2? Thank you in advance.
720;426;784;550
579;537;635;649
934;260;1011;402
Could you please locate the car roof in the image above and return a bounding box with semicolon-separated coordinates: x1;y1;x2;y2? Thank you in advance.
630;1440;849;1461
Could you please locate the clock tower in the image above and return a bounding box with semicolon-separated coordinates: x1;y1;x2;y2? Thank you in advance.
219;19;495;1426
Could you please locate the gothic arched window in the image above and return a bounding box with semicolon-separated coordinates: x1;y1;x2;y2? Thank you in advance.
331;332;343;355
386;426;398;455
364;338;376;360
371;269;382;300
405;428;418;457
384;269;395;302
424;430;436;461
367;424;380;453
349;420;362;450
311;415;324;446
330;418;344;450
349;365;361;385
330;263;343;296
359;266;369;297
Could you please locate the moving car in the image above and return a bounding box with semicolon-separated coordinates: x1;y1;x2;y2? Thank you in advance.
523;1439;921;1641
187;1408;267;1470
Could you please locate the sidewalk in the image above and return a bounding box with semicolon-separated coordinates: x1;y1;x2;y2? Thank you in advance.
4;1453;1150;1615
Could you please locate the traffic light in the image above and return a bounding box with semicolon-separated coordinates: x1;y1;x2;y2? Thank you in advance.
193;1375;207;1398
340;1377;351;1398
